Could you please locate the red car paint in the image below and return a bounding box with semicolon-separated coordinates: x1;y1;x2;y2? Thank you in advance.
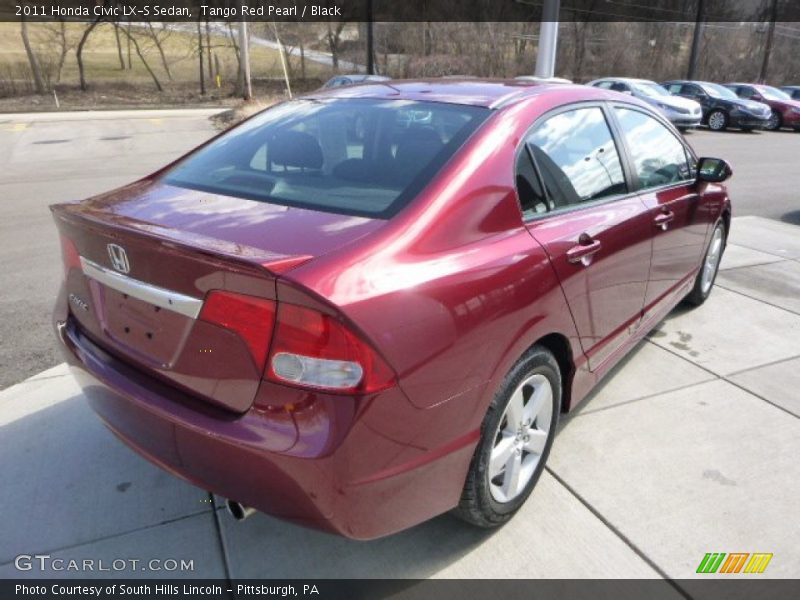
52;80;731;539
726;82;800;129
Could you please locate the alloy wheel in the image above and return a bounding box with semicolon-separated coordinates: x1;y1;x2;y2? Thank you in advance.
708;111;726;131
701;225;724;294
488;373;553;503
767;111;781;131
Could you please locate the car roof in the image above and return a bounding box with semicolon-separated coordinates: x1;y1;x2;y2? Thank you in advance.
303;78;613;109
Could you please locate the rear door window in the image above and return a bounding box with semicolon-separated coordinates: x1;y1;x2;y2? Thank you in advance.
524;107;627;211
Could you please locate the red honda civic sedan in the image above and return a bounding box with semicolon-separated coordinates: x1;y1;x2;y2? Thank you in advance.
52;80;732;539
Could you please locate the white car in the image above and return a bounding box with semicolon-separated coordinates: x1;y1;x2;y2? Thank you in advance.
588;77;703;130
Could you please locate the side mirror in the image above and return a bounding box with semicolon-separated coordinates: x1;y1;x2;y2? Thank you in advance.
696;157;732;183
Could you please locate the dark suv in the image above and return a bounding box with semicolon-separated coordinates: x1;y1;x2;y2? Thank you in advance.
662;80;771;131
781;86;800;101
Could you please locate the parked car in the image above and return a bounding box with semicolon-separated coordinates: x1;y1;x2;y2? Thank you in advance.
587;77;702;130
724;83;800;131
780;85;800;101
321;74;390;89
662;80;772;131
52;80;732;539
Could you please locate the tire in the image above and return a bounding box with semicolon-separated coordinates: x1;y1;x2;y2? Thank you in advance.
685;221;726;307
707;110;728;131
766;110;782;131
454;346;560;528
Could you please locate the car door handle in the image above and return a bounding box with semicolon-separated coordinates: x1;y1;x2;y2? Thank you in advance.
567;237;602;265
654;211;675;230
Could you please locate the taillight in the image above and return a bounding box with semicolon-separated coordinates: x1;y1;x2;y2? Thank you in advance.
199;291;276;371
266;303;394;393
60;235;81;275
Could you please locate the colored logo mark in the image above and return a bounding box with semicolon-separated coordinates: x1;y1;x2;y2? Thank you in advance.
696;552;773;574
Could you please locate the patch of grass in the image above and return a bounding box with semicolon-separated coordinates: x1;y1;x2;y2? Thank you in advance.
0;22;328;107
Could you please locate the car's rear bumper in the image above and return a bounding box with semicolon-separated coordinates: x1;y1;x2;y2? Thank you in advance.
54;290;479;539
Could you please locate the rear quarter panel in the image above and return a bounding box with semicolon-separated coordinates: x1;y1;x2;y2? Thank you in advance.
284;93;610;432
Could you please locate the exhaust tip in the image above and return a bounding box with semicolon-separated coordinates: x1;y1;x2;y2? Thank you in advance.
225;499;256;521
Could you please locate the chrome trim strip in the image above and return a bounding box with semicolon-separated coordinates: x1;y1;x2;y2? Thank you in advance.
80;257;202;319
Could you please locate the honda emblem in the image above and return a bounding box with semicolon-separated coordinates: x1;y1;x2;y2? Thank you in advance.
107;244;130;274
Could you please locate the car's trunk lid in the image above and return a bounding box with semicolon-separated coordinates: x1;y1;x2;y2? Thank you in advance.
52;181;384;413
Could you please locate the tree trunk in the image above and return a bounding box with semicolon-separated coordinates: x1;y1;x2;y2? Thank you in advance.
147;23;173;80
118;26;163;91
197;21;206;95
327;22;344;70
55;21;68;84
113;24;125;69
126;23;132;69
227;23;242;94
77;19;100;92
205;20;213;81
20;19;46;94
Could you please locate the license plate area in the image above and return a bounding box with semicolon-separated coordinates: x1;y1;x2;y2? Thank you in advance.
98;285;192;367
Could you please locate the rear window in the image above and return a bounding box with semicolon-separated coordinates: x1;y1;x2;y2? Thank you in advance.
164;98;490;218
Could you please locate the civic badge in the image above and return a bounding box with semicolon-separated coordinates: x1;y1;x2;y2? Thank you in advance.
107;243;130;274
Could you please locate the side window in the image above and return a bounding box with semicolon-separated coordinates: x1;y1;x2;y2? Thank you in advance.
610;82;629;93
614;107;692;190
737;86;753;99
686;84;704;98
594;81;614;90
665;84;682;94
527;107;627;210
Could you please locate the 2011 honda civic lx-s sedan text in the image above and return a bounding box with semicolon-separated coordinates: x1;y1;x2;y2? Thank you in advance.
52;80;732;539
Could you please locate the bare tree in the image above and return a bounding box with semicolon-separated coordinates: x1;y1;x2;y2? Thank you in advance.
146;23;173;80
20;18;46;94
197;20;206;95
205;20;214;82
126;23;132;69
76;18;101;91
113;24;125;69
326;21;345;70
227;22;243;94
117;26;163;91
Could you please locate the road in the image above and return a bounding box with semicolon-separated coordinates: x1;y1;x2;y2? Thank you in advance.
0;111;797;389
687;128;800;225
0;109;222;389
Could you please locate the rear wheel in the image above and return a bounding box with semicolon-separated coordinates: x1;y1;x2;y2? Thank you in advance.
455;346;560;528
685;221;726;306
707;110;728;131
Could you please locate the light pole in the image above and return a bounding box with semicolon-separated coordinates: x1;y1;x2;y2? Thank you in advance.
534;0;560;78
687;0;705;80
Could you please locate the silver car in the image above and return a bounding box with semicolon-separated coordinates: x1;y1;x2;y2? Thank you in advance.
588;77;703;130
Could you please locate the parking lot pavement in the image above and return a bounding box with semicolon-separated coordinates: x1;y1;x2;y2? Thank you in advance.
0;109;223;389
0;216;798;583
